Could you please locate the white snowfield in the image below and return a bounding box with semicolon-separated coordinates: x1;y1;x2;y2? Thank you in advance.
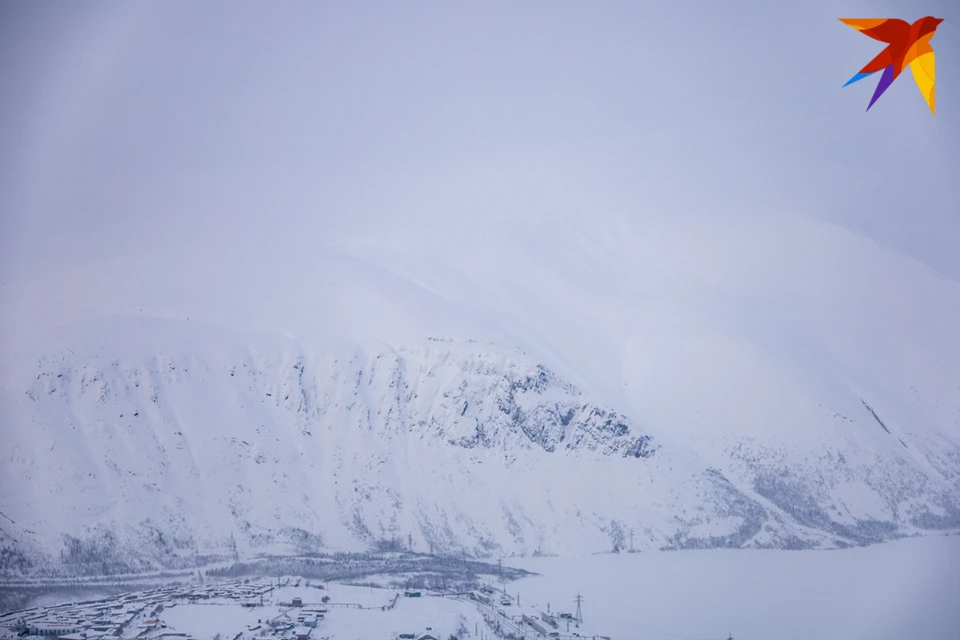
1;211;959;572
509;534;960;640
159;584;475;640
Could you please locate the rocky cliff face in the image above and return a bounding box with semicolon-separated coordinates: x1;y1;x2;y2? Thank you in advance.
1;317;958;577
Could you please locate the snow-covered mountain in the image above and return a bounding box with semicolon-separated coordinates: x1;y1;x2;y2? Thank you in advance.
2;211;959;575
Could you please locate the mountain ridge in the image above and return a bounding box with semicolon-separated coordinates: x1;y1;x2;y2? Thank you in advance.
2;212;960;575
2;315;958;576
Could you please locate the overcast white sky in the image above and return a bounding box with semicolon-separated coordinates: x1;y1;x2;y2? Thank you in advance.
0;0;957;295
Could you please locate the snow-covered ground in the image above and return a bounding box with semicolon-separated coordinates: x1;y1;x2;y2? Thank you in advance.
163;604;285;640
286;601;471;640
158;591;480;640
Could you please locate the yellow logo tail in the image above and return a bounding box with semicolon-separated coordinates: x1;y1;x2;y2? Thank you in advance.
909;49;936;114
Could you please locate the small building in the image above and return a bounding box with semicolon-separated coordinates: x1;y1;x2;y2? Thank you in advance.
522;614;547;636
291;597;303;607
59;634;88;640
292;626;311;640
541;612;558;628
30;625;79;637
403;591;421;598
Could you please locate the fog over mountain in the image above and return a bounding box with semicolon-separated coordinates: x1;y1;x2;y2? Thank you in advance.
1;1;959;574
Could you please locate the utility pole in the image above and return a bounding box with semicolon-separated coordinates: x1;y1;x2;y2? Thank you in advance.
575;592;584;623
629;528;634;553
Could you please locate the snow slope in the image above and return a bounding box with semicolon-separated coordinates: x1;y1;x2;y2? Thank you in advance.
511;534;960;640
1;211;959;573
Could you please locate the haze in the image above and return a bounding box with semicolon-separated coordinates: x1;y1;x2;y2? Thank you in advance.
1;0;958;296
2;3;960;637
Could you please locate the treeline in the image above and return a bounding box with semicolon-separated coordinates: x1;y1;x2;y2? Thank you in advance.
206;552;531;587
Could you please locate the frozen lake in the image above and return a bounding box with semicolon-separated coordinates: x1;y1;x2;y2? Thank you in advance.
509;534;960;640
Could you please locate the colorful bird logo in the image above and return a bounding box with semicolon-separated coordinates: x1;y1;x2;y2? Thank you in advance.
840;16;943;113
